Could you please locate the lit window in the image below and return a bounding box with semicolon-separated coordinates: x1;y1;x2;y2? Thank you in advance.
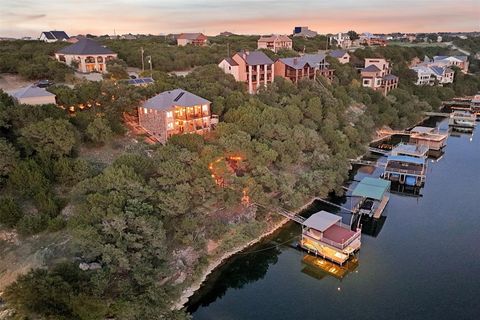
202;104;209;112
143;108;148;114
167;123;174;130
166;111;173;118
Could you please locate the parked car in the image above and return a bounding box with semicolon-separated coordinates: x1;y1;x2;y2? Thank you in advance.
35;80;54;88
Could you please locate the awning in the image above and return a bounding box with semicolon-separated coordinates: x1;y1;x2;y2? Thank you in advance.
352;177;390;201
303;211;341;232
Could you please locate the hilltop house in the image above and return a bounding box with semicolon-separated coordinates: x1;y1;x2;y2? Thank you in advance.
218;51;274;94
11;84;56;105
359;33;387;46
411;65;454;86
138;89;217;143
274;53;334;83
55;38;117;73
39;31;69;42
257;35;293;53
360;58;398;95
332;33;353;49
176;33;208;46
328;50;350;64
432;56;469;73
292;27;318;38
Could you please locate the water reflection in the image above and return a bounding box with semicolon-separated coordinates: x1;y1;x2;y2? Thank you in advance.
187;237;284;313
301;255;359;280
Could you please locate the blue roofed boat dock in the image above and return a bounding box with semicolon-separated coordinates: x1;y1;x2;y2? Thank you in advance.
352;177;391;219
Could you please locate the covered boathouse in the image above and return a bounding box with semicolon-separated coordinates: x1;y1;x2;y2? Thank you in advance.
300;211;361;265
352;177;391;219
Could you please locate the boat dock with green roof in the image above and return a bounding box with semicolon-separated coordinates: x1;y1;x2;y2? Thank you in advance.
352;177;391;219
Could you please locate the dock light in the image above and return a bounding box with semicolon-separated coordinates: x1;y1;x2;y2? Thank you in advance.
337;287;341;291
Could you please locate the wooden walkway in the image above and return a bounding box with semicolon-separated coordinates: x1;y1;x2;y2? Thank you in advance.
373;195;389;219
424;112;450;117
368;147;391;156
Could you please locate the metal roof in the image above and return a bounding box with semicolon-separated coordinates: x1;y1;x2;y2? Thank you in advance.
278;53;328;70
177;33;206;40
224;57;238;66
143;89;210;111
362;65;381;72
383;74;398;81
352;177;390;201
386;155;425;165
236;51;274;66
12;84;55;99
391;143;428;157
303;211;342;232
258;34;292;42
411;126;435;134
329;50;348;58
57;38;115;55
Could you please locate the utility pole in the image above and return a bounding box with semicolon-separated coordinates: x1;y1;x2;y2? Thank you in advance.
146;56;152;77
141;47;145;72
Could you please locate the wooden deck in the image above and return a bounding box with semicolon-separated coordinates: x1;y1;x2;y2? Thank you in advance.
373;195;389;219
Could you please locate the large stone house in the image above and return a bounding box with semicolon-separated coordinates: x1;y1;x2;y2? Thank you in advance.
218;51;274;94
274;53;334;83
138;89;217;143
55;38;117;73
360;58;398;95
432;56;469;73
257;35;293;53
176;33;208;46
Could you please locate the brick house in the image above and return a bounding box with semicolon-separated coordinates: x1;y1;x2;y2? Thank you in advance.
360;58;399;95
274;53;334;83
218;51;274;94
138;89;217;143
176;33;208;46
257;35;293;53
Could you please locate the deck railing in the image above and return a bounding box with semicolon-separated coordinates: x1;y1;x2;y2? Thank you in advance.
304;227;361;250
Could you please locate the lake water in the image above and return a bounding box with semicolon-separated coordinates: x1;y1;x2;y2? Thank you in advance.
188;118;480;320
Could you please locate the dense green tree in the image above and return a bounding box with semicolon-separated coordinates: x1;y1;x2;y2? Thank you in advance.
19;118;78;157
86;117;113;144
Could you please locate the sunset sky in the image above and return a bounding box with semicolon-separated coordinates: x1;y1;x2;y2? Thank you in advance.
1;0;479;38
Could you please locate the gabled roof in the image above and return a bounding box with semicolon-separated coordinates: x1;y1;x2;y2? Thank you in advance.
361;64;381;72
258;34;292;42
177;33;207;40
57;38;115;55
143;89;210;111
352;177;390;201
235;51;273;66
13;84;55;99
303;211;342;232
329;50;348;58
430;65;446;76
278;53;328;70
433;55;467;62
224;57;238;66
42;31;69;40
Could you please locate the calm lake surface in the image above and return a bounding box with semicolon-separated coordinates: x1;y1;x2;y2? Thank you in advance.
188;118;480;320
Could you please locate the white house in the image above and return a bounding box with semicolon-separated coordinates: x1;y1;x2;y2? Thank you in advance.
55;38;117;73
411;65;454;86
39;31;69;42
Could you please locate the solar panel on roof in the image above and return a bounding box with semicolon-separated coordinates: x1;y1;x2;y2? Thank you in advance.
174;92;185;102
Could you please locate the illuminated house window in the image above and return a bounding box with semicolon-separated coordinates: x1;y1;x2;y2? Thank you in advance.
167;111;173;118
167;122;174;130
202;104;209;112
143;108;148;114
